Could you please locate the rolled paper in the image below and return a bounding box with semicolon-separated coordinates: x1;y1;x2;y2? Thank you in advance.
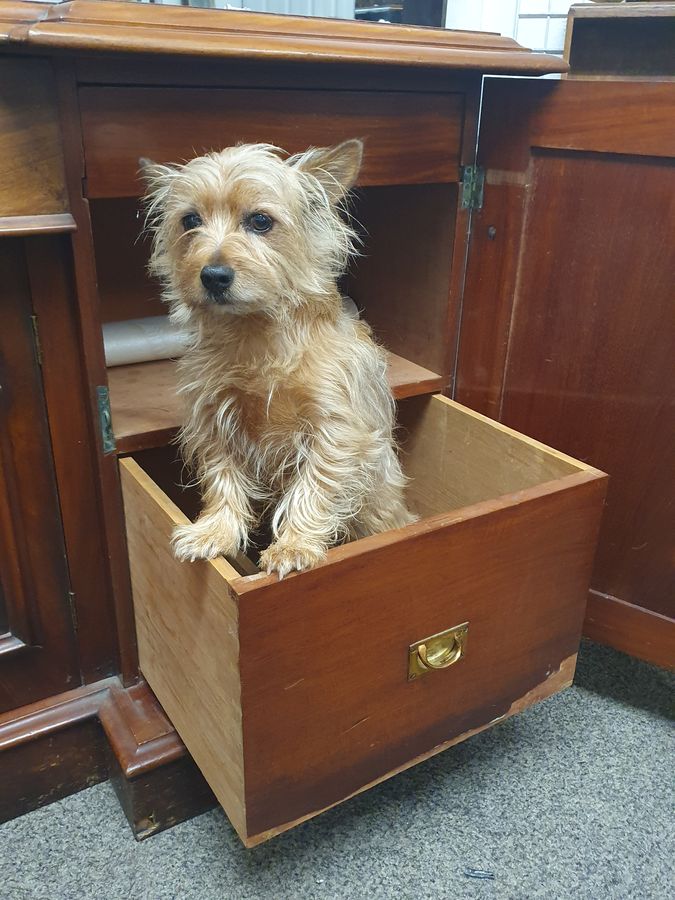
103;316;191;367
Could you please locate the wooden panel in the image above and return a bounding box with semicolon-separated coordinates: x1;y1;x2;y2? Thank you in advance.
108;353;445;454
119;458;246;837
0;1;53;41
0;719;107;822
399;395;585;519
0;58;67;217
109;750;215;841
251;655;578;843
347;184;457;375
16;1;564;74
26;235;119;682
80;87;464;198
237;472;604;840
457;78;675;655
0;239;79;712
0;213;75;237
584;591;675;671
500;151;674;620
473;79;675;172
54;58;140;685
90;199;162;323
454;177;527;419
0;675;215;830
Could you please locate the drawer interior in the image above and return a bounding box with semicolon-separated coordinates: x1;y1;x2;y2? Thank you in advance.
126;393;586;577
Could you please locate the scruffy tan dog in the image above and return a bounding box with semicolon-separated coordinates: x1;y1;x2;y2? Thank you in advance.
142;139;415;578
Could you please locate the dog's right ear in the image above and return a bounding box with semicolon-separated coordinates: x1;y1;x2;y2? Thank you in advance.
289;139;363;204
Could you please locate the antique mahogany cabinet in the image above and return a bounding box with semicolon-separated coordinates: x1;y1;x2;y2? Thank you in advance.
0;0;671;843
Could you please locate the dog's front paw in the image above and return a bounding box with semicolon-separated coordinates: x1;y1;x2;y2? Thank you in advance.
259;540;326;580
172;516;242;562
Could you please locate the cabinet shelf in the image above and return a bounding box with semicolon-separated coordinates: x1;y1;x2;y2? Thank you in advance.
108;353;445;454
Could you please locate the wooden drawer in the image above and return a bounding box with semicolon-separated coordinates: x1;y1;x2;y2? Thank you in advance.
79;87;464;197
120;395;606;846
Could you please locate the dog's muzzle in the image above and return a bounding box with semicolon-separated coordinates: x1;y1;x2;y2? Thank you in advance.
200;264;235;304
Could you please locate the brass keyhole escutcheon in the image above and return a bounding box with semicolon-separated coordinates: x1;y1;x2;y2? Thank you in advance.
408;622;468;680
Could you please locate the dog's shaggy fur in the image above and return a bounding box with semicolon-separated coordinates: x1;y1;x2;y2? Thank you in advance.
142;139;415;577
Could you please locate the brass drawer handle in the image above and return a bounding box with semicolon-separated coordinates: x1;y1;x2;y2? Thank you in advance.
417;638;462;670
408;622;468;680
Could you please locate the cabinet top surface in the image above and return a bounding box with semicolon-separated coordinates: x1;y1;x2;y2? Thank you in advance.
0;0;565;74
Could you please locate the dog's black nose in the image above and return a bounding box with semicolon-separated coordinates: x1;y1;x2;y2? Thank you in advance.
200;265;235;295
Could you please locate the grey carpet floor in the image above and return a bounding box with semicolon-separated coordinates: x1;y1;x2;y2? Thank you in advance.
2;641;673;900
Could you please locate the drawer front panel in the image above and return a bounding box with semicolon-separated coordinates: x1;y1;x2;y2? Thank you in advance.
80;87;463;197
238;475;605;839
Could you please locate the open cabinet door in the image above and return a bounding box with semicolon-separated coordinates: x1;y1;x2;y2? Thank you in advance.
456;77;675;669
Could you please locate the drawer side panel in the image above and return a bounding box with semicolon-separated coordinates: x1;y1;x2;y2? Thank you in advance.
119;458;247;839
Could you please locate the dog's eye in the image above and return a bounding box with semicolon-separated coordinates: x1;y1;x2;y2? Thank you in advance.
245;212;274;234
181;213;203;232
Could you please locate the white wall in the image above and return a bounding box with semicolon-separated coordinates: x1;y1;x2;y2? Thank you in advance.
148;0;355;19
445;0;593;54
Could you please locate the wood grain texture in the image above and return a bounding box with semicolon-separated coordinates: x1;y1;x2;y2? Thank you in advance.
99;681;184;779
454;178;527;419
347;184;457;376
0;213;75;236
474;78;675;172
399;394;586;519
0;1;51;40
584;591;675;671
108;353;445;455
26;234;119;682
500;152;675;619
0;680;110;824
237;471;605;840
253;652;578;844
0;58;67;216
456;77;675;651
0;239;79;712
0;674;215;829
54;58;141;686
80;87;463;198
123;398;606;844
120;457;246;838
109;748;215;841
0;719;107;822
9;0;564;74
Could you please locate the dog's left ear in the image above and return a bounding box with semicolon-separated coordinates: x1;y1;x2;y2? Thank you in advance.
138;156;178;201
290;139;363;204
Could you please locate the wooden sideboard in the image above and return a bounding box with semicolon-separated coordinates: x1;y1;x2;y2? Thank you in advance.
0;0;672;839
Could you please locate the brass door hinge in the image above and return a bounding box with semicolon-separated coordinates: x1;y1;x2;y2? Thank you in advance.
30;315;43;366
460;165;485;211
96;385;116;455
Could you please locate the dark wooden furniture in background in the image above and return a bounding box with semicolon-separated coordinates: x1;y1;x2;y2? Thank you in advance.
0;0;671;840
456;77;675;670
